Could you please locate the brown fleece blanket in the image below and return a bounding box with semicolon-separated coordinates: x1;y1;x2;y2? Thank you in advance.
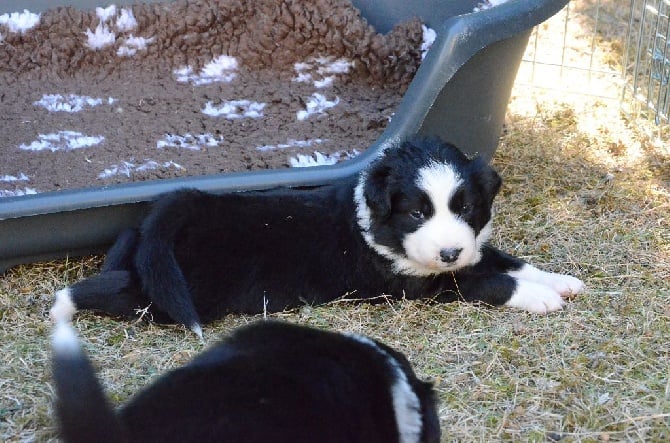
0;0;424;196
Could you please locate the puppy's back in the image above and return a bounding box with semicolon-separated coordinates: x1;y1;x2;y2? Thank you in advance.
52;321;440;443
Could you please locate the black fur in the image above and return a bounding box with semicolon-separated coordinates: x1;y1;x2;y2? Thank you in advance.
64;138;527;330
52;321;440;443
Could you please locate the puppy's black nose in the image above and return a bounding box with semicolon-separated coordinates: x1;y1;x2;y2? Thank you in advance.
440;248;462;263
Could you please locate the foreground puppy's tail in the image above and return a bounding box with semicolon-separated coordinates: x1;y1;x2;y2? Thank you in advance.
51;322;125;443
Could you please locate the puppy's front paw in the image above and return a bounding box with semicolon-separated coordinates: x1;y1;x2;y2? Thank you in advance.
504;280;565;314
509;264;585;298
50;288;76;324
541;272;584;298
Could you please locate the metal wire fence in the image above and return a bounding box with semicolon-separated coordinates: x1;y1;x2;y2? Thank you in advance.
518;0;668;135
623;0;670;128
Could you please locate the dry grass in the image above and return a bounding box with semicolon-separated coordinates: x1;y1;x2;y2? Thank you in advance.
1;1;669;442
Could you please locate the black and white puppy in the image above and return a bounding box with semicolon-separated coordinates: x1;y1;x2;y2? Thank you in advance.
52;138;584;337
51;318;440;443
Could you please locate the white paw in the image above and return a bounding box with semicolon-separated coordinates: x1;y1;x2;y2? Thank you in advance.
540;272;584;297
50;288;76;324
505;280;565;314
509;264;585;297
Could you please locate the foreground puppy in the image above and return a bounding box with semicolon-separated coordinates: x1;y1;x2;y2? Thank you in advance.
53;138;584;336
51;319;440;443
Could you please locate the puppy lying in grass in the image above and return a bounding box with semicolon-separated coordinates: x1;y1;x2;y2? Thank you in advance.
53;138;584;337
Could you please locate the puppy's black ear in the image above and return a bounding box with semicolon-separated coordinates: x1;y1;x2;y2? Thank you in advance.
472;158;502;201
363;161;393;219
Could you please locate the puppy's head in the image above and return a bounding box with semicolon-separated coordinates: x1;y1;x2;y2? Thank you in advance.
355;138;501;276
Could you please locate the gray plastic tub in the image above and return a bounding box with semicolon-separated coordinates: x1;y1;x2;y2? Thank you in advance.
0;0;569;272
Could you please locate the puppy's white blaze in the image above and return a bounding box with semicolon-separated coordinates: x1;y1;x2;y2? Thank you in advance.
402;162;478;274
347;334;422;443
52;321;82;357
505;280;565;313
508;264;585;296
50;288;77;323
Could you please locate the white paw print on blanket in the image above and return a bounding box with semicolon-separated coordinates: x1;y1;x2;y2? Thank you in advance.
34;94;116;113
0;173;37;198
293;56;354;89
85;5;153;56
98;160;184;179
202;99;266;119
19;131;104;152
174;55;239;85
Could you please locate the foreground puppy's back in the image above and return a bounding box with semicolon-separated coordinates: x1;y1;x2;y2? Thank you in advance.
51;321;440;443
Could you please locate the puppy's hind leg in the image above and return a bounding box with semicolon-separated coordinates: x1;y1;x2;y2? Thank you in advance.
100;228;139;272
133;190;205;337
134;237;203;338
51;271;150;322
134;254;203;338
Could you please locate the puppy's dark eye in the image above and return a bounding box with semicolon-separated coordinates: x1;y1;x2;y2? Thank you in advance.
409;210;424;220
461;203;473;214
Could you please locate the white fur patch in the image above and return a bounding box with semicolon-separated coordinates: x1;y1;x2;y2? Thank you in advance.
50;288;77;323
509;264;585;296
390;378;423;443
347;334;422;443
504;280;565;313
191;323;204;341
51;321;82;356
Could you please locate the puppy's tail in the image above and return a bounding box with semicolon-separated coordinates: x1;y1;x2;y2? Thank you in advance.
51;321;125;443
